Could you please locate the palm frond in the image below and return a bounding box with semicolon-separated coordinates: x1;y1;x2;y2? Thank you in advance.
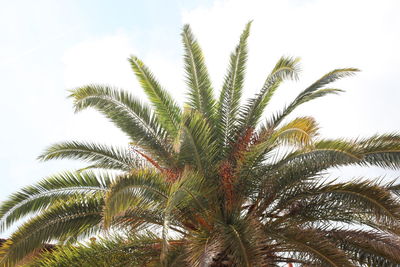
240;116;319;175
178;110;217;173
264;134;400;189
69;85;176;166
111;204;167;232
160;170;209;263
327;229;400;266
26;233;162;267
182;24;216;122
38;141;139;171
0;194;103;266
0;171;110;233
220;217;268;267
270;116;319;146
308;136;400;169
269;68;359;127
271;180;400;231
103;169;168;228
217;22;252;158
129;56;182;135
258;147;359;197
275;227;354;267
236;56;301;141
316;181;400;225
356;133;400;169
388;182;400;197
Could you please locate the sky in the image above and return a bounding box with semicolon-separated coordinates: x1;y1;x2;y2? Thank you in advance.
0;0;399;232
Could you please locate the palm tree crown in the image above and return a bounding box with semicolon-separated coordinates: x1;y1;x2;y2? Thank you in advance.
1;22;400;267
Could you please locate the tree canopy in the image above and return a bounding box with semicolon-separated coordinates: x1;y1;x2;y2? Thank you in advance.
1;22;400;267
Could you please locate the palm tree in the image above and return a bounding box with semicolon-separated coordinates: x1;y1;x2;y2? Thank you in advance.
1;22;400;267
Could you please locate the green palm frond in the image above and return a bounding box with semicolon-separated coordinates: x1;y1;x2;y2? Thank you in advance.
269;68;359;127
263;134;400;191
302;68;359;95
310;136;400;169
238;116;320;177
359;133;400;145
70;85;175;166
356;133;400;169
26;233;162;267
225;225;251;267
106;182;192;235
315;181;400;225
103;169;168;227
270;116;319;146
184;229;222;267
258;149;359;197
237;56;301;139
0;194;104;266
178;110;217;173
111;204;166;232
325;229;400;266
272;180;400;228
275;227;354;267
129;56;182;135
161;170;210;263
38;141;139;171
182;24;216;122
216;217;268;267
388;182;400;197
166;170;208;219
217;22;251;158
0;171;110;233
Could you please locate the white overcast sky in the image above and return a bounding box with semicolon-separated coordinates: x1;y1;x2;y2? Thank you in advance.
1;0;399;205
